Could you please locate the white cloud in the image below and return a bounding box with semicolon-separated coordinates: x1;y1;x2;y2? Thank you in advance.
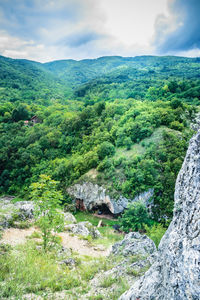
0;0;198;61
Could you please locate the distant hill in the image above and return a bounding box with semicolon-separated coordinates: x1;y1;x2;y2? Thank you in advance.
0;54;200;105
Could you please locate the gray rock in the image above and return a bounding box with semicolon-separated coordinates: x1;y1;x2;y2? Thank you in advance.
67;182;154;215
14;201;35;219
62;212;77;224
112;232;156;257
0;197;34;228
119;131;200;300
59;258;76;266
64;221;101;238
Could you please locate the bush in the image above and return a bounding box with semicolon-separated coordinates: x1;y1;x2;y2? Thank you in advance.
144;223;166;248
97;142;115;160
170;121;184;131
119;202;151;233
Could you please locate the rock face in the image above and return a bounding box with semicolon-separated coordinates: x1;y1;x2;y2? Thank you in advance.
112;232;156;257
84;232;156;299
120;132;200;300
67;182;154;215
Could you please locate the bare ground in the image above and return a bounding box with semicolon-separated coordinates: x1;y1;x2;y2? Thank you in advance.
1;227;111;257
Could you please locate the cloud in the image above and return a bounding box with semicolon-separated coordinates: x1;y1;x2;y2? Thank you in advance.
0;0;198;61
0;0;111;61
154;0;200;54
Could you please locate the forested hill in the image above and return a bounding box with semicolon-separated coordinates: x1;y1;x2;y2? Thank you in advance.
1;54;200;104
0;54;200;221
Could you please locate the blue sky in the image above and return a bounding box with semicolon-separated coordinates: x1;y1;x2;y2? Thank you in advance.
0;0;199;62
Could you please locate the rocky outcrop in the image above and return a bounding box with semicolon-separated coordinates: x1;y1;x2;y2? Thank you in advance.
0;197;34;228
64;221;101;238
119;132;200;300
84;232;156;299
67;182;153;215
112;232;156;257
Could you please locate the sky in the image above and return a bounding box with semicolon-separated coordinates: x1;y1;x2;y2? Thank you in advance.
0;0;199;62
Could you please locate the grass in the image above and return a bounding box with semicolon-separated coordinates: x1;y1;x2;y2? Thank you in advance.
114;126;167;159
74;211;124;247
0;239;120;299
74;211;118;227
93;228;123;247
99;275;118;288
0;241;81;298
107;278;129;300
89;277;130;300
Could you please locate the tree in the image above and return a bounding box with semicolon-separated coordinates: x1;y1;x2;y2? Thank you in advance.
12;104;29;122
119;202;151;233
30;174;64;251
97;141;115;160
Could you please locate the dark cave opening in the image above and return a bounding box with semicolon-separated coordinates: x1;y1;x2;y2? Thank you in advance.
93;203;112;216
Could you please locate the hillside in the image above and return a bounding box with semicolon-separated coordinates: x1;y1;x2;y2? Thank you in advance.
0;54;200;221
1;55;200;105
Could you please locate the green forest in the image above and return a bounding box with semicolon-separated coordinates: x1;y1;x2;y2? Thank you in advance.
1;54;200;221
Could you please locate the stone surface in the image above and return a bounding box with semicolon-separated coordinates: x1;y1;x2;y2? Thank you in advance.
62;212;77;224
14;201;35;219
64;221;101;238
0;197;34;228
112;232;156;257
119;131;200;300
59;258;76;266
83;233;155;300
67;182;154;215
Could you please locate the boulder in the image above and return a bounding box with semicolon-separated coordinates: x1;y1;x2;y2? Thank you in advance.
67;182;154;215
14;201;35;219
120;131;200;300
62;212;77;224
112;232;156;257
0;197;34;228
64;221;101;238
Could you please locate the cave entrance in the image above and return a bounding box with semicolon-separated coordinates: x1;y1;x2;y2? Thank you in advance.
76;199;85;211
93;204;113;217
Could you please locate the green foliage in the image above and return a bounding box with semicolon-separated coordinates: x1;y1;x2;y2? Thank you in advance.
119;202;151;232
144;223;167;248
0;55;198;220
0;242;80;298
99;275;117;288
30;174;64;250
97;141;115;160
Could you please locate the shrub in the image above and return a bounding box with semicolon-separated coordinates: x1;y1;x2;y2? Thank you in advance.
97;142;115;160
119;202;151;233
144;223;166;248
170;121;184;131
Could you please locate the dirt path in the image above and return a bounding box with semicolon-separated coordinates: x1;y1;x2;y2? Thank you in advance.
58;231;111;257
1;227;36;246
1;227;111;257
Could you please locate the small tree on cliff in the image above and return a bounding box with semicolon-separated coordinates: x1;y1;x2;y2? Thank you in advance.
30;174;64;251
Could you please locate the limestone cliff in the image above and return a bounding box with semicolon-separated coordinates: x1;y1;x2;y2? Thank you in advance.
119;132;200;299
67;182;153;214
